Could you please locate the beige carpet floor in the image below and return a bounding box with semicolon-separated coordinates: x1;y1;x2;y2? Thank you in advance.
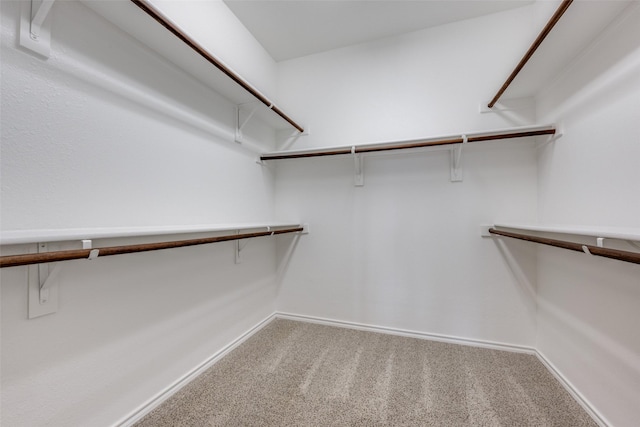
135;319;597;426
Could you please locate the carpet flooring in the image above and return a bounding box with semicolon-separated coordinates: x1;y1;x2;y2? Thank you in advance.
135;319;597;426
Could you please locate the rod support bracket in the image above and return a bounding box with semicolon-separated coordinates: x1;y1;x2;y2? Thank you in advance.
235;103;259;144
537;123;564;150
450;134;467;182
352;146;364;186
28;242;59;319
480;225;494;237
19;0;56;58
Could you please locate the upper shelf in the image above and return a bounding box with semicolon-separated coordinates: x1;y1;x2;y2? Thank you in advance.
81;0;303;132
260;124;556;161
493;223;640;242
0;222;302;245
494;0;633;101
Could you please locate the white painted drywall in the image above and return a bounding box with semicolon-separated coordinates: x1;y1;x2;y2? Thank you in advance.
146;0;278;100
275;5;541;150
0;1;285;425
535;4;640;426
274;6;542;347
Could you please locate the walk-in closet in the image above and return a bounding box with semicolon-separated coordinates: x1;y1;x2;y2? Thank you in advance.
1;0;638;425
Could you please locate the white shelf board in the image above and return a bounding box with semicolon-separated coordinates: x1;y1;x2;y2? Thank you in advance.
0;222;301;245
500;0;632;99
80;0;296;131
493;223;640;242
262;123;555;158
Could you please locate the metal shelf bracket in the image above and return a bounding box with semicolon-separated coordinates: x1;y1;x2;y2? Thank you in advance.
28;242;59;318
450;134;467;182
19;0;56;58
235;227;279;263
235;103;260;144
537;123;564;150
353;146;364;187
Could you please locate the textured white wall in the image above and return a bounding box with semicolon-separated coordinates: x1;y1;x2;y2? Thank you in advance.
274;6;541;347
275;5;540;149
0;1;282;425
535;4;640;426
146;0;278;100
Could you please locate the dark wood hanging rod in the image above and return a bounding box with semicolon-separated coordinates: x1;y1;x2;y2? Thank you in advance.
0;227;303;268
488;0;574;108
260;128;555;161
489;228;640;265
129;0;304;133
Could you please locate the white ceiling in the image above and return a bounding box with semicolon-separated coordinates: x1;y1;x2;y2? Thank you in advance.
223;0;535;62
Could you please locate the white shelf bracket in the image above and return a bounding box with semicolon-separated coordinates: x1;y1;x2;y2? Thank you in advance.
235;230;243;264
301;223;310;235
450;134;467;182
480;225;494;237
537;123;564;150
19;0;56;58
353;146;364;187
278;127;311;151
28;242;59;318
235;103;260;144
235;226;278;263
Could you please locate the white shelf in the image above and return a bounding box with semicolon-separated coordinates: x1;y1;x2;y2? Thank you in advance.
261;124;556;159
0;222;301;245
80;0;298;131
493;223;640;242
500;0;632;99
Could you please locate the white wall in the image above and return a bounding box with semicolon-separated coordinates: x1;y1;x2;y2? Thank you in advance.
275;5;543;149
535;4;640;426
3;0;637;425
146;0;278;100
0;1;284;425
274;6;543;347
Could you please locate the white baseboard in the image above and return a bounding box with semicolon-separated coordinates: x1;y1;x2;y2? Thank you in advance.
279;312;605;427
114;311;605;427
275;312;536;354
535;350;610;427
114;312;278;427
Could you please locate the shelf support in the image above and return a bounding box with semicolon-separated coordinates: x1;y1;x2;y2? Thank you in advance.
537;123;564;149
30;0;56;39
352;146;364;186
28;243;59;319
19;0;56;58
235;103;260;144
235;227;279;263
450;134;467;182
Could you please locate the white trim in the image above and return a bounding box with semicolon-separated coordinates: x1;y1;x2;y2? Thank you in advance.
275;312;536;355
113;313;277;427
493;223;640;242
0;222;301;245
535;350;610;427
113;312;605;427
261;124;555;159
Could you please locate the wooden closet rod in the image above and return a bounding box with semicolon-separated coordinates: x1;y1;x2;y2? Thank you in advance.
0;227;303;268
488;0;573;108
489;228;640;265
260;128;555;161
130;0;304;133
